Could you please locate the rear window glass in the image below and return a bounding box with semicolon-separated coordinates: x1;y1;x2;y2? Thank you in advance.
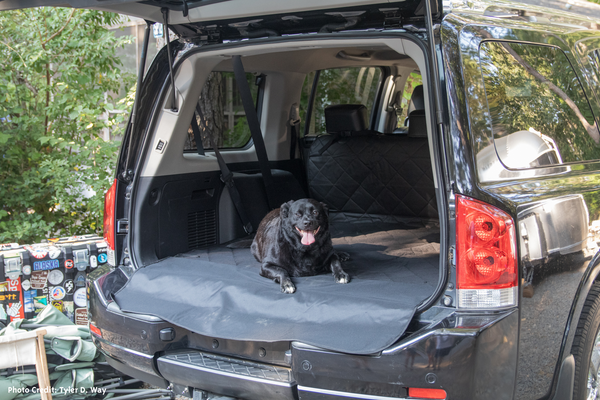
300;67;382;136
479;41;600;168
396;71;422;128
184;71;258;151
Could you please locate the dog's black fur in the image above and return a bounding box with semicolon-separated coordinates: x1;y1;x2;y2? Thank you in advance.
251;198;350;293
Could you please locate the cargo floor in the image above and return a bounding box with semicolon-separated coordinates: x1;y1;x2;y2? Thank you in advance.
114;212;440;354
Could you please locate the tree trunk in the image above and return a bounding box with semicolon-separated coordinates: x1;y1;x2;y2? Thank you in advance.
198;72;225;148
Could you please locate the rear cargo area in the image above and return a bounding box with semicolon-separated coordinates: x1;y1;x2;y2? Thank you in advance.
115;41;443;355
114;211;439;354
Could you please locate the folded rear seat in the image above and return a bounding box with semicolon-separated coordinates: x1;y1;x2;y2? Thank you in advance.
306;104;437;218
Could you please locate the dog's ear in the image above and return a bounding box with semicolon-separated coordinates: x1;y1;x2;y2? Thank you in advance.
320;202;329;215
280;200;294;218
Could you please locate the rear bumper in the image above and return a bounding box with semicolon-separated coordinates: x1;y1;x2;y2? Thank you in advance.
292;311;519;400
158;351;294;399
89;270;518;400
95;336;168;389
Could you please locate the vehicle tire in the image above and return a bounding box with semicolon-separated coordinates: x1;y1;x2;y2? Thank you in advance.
573;283;600;400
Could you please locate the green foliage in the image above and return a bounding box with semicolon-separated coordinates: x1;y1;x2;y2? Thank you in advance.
298;67;382;136
0;8;135;244
220;72;256;148
397;72;423;127
309;67;382;135
224;114;252;148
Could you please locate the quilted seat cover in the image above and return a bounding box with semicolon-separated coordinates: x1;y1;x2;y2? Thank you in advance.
307;134;437;218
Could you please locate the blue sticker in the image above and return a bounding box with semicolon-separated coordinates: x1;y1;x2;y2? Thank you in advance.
97;253;108;264
33;259;60;271
24;290;36;312
74;272;86;287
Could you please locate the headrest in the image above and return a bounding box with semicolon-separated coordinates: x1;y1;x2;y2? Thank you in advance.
407;85;425;114
325;104;368;134
407;109;427;138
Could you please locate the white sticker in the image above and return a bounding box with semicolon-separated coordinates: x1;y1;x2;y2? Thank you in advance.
29;247;48;259
64;280;74;294
22;265;32;275
47;269;64;285
50;286;66;301
22;279;31;291
48;246;61;259
90;255;98;269
74;288;87;308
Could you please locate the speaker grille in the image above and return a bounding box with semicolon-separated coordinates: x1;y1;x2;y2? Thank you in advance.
188;210;217;249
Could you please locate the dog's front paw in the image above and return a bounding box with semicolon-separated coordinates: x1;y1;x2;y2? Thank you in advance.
336;251;350;262
281;279;296;294
334;271;350;284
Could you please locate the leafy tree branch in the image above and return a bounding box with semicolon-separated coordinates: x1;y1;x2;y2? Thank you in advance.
0;7;135;243
501;42;600;144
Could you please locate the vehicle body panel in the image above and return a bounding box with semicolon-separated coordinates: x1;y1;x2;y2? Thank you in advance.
442;11;600;398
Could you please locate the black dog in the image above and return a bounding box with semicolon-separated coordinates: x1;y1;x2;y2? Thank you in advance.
251;198;350;293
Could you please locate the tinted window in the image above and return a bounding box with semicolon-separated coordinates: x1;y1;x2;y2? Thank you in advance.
300;67;382;136
184;71;258;151
480;41;600;167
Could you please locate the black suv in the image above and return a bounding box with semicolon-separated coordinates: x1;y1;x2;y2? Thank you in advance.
5;0;600;399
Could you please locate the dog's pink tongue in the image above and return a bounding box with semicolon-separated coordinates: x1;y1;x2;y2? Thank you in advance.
301;230;315;245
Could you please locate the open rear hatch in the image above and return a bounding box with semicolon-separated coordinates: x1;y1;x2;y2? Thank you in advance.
0;0;442;37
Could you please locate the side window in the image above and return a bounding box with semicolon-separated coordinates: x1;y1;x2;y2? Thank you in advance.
299;67;382;136
479;41;600;168
184;71;258;151
396;71;423;128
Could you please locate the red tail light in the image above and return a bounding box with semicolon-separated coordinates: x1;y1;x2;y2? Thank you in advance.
456;195;517;309
103;179;117;265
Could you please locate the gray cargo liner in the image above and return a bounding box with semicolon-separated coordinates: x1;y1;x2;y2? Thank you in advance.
114;212;440;354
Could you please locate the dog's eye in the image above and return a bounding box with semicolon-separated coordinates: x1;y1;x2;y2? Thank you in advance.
295;212;301;218
313;210;319;215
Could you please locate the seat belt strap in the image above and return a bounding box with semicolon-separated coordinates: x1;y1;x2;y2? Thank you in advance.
196;104;253;234
232;55;278;210
288;103;300;160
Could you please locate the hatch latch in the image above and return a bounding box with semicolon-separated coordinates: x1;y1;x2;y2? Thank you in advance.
381;8;402;29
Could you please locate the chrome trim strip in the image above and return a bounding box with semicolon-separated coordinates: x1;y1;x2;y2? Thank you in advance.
93;336;154;359
291;341;328;351
381;330;436;355
159;357;294;388
106;301;165;322
93;279;109;308
297;386;408;400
